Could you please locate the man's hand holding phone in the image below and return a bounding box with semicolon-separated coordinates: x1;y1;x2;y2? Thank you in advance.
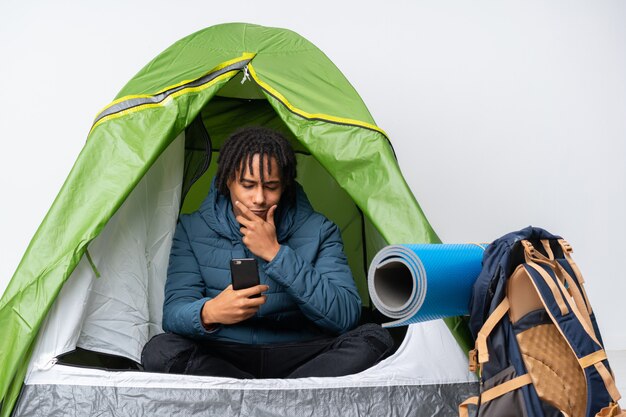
201;284;268;326
201;258;267;327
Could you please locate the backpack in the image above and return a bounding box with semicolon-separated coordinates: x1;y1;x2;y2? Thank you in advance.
460;226;624;417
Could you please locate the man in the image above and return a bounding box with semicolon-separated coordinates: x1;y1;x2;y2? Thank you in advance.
142;126;393;378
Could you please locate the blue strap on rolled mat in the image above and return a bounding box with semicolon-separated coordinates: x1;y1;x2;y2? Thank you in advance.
368;244;487;327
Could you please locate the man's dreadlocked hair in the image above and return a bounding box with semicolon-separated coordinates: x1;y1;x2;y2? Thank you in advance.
216;126;298;203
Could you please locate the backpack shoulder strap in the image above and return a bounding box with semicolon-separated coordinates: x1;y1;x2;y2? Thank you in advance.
521;240;622;405
474;297;509;366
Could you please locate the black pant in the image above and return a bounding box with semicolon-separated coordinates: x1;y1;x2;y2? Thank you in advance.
141;323;394;378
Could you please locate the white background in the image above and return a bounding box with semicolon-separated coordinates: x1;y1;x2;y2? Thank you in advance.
1;1;624;349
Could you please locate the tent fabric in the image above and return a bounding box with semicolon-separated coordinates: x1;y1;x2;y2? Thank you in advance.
16;323;477;417
13;383;477;417
0;22;472;415
76;134;184;360
24;134;184;374
26;322;475;388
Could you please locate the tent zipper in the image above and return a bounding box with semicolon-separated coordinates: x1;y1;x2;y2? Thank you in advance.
92;55;254;131
241;65;251;84
38;357;58;371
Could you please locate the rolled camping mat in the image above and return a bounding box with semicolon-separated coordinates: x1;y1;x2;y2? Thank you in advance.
368;244;487;327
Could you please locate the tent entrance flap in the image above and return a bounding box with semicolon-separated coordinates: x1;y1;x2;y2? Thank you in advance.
27;134;185;367
31;102;373;369
181;95;374;303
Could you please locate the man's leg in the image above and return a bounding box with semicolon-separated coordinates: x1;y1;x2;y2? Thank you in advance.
285;323;394;378
187;341;256;378
141;333;197;374
141;333;253;378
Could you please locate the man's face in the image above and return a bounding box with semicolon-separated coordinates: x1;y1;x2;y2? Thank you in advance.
227;154;283;221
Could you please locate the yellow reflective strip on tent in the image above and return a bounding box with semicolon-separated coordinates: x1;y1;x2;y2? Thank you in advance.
94;53;256;116
246;64;389;139
90;69;239;133
151;52;256;96
90;53;256;133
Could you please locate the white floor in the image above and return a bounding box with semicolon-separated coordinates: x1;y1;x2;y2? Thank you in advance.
608;350;626;404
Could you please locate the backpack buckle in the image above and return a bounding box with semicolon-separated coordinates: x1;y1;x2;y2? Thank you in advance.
558;239;573;254
469;349;478;372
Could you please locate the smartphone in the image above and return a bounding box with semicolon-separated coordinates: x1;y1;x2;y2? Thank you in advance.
230;258;261;298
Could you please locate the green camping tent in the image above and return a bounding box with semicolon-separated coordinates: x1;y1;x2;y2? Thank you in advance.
0;23;474;416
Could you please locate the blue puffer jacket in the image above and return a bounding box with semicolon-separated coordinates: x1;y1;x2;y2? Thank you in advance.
162;180;361;344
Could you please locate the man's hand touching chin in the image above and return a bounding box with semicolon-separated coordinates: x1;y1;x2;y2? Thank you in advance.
235;201;281;262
